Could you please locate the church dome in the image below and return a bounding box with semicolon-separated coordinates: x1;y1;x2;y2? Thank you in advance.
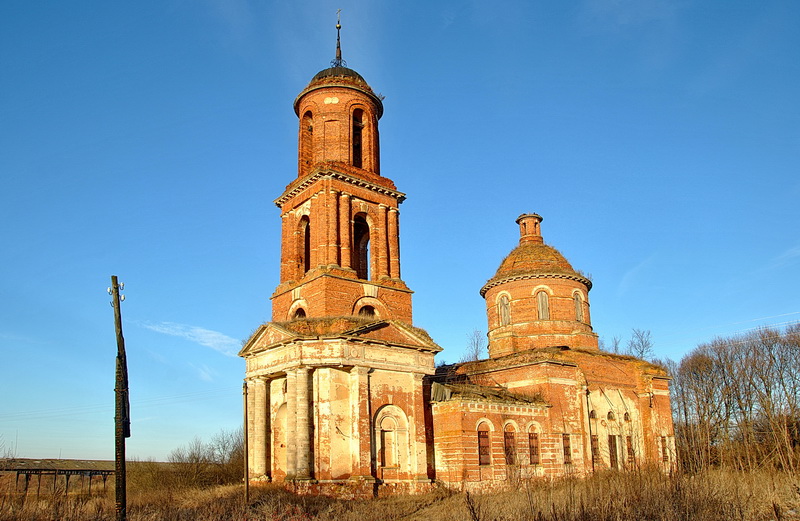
492;243;577;279
294;65;383;118
311;66;367;85
480;214;591;296
294;21;384;118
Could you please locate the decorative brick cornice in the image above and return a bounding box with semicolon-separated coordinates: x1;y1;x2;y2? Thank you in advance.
274;169;406;208
479;272;592;297
294;80;384;118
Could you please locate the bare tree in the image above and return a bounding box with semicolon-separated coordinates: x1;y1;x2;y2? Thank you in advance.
627;329;654;360
462;329;488;362
671;325;800;473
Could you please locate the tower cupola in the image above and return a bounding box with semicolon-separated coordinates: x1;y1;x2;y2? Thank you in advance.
270;19;411;324
481;214;598;357
293;21;383;178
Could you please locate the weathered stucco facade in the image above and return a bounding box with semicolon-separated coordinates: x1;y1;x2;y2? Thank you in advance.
239;39;675;497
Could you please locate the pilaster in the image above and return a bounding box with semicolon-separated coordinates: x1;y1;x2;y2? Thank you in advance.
339;193;352;269
350;366;375;480
388;207;400;279
376;204;389;279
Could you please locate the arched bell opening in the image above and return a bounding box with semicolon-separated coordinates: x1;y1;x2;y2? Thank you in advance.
352;213;370;280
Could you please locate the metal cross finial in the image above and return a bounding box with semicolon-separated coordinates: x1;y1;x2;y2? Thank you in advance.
331;8;346;68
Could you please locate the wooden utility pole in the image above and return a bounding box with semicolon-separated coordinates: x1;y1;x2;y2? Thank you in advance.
243;380;250;508
110;276;130;521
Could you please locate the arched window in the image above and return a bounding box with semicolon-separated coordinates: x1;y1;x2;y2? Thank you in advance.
624;412;631;422
536;291;550;320
358;305;376;318
374;405;409;472
299;216;311;275
352;109;364;168
589;409;597;419
503;424;517;465
498;294;511;326
574;293;584;322
379;416;397;467
607;411;616;421
292;308;306;319
352;213;370;280
300;111;313;175
478;423;491;466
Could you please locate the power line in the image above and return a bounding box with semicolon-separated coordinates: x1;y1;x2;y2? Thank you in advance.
0;386;240;423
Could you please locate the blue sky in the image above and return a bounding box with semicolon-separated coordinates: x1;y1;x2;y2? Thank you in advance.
1;1;798;461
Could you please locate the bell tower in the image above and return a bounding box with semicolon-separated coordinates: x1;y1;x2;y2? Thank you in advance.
271;22;412;323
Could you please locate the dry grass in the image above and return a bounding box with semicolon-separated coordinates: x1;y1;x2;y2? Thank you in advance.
1;469;798;521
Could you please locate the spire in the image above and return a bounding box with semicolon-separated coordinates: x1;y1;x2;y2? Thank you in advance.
331;9;347;68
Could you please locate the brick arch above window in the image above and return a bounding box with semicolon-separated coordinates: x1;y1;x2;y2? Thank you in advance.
287;299;310;320
351;296;387;319
525;421;543;433
476;418;496;432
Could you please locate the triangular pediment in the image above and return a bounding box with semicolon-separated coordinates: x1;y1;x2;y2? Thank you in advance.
342;319;441;352
238;318;441;357
238;323;296;356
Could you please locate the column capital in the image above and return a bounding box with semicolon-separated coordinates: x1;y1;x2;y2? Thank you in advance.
350;365;371;377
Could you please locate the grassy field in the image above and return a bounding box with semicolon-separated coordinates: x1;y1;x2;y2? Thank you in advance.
1;468;798;521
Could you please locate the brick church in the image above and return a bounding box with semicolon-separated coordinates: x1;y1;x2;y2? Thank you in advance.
239;27;675;496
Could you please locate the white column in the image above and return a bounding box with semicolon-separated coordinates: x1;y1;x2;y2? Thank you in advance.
253;378;268;476
286;370;298;478
296;366;312;479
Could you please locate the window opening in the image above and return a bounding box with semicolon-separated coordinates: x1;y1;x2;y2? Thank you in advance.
607;411;616;421
562;434;572;465
528;433;540;465
591;434;600;464
498;294;511;326
299;216;311;275
352;109;363;168
503;428;516;465
626;435;636;467
661;436;669;462
293;308;306;319
536;291;550;320
574;293;584;322
352;214;370;280
358;305;376;318
478;427;491;466
609;435;619;470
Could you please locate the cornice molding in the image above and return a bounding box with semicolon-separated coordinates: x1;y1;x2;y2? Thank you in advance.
480;272;593;297
274;169;406;208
